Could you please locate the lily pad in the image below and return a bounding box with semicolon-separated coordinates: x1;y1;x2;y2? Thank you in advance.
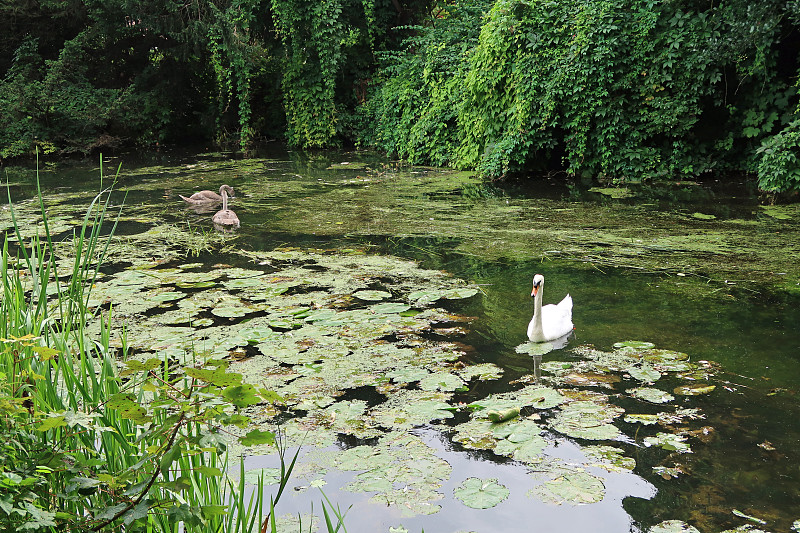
515;341;554;356
549;401;623;441
528;470;605;505
643;432;691;453
371;302;412;314
627;387;674;404
649;520;701;533
613;340;656;350
419;372;465;392
353;290;392;301
673;384;716;396
453;478;509;509
582;445;636;472
627;364;661;383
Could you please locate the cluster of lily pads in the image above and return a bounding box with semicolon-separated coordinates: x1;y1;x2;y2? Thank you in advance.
69;237;740;529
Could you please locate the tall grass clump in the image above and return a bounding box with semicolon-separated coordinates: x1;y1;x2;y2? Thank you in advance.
0;160;347;532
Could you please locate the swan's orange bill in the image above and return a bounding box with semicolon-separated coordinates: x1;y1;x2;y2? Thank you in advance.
531;286;539;297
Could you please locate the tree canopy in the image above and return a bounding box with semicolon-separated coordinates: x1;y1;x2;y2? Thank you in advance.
2;0;800;192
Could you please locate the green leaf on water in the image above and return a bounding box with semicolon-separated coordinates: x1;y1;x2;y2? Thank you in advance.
549;401;623;441
419;372;465;392
583;445;636;472
649;520;701;533
624;413;660;425
692;212;716;220
441;287;479;299
528;470;605;505
627;364;661;383
613;341;655;350
627;387;674;404
243;467;282;486
515;341;554;356
644;432;691;453
453;477;509;509
353;290;392;301
673;384;716;396
371;302;411;314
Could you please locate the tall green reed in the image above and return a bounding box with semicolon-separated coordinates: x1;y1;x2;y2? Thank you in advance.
1;158;348;532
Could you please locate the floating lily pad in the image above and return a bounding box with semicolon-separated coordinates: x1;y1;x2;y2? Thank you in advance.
624;413;660;425
371;302;411;314
583;445;636;472
649;520;701;533
176;280;217;289
515;341;554;356
441;287;479;299
353;290;392;301
613;340;656;350
627;364;661;383
627;387;674;404
644;432;691;453
528;470;605;505
211;301;253;318
549;401;623;441
453;478;509;509
457;363;503;381
673;384;716;396
243;468;282;486
407;287;478;305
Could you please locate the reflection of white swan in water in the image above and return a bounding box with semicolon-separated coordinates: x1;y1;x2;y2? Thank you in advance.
527;274;573;343
212;189;240;228
180;184;234;204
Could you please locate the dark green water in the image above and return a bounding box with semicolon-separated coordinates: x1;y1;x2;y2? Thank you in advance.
3;148;799;532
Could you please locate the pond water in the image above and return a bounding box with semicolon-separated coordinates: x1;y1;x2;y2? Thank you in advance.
3;147;800;533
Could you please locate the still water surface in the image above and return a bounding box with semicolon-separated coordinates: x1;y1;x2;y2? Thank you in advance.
5;147;800;532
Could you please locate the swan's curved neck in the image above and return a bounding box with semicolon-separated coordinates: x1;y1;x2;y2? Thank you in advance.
529;289;544;340
221;190;228;211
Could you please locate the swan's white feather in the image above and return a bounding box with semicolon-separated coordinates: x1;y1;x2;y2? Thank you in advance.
527;279;573;342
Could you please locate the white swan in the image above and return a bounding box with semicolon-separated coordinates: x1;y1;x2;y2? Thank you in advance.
527;274;573;342
212;188;240;228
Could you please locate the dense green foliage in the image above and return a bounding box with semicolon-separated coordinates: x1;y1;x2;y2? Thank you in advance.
364;0;800;190
3;1;800;191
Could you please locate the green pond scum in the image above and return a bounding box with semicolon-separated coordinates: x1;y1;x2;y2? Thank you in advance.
2;151;800;532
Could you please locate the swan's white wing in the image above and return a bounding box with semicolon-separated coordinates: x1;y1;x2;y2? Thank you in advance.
541;294;573;340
